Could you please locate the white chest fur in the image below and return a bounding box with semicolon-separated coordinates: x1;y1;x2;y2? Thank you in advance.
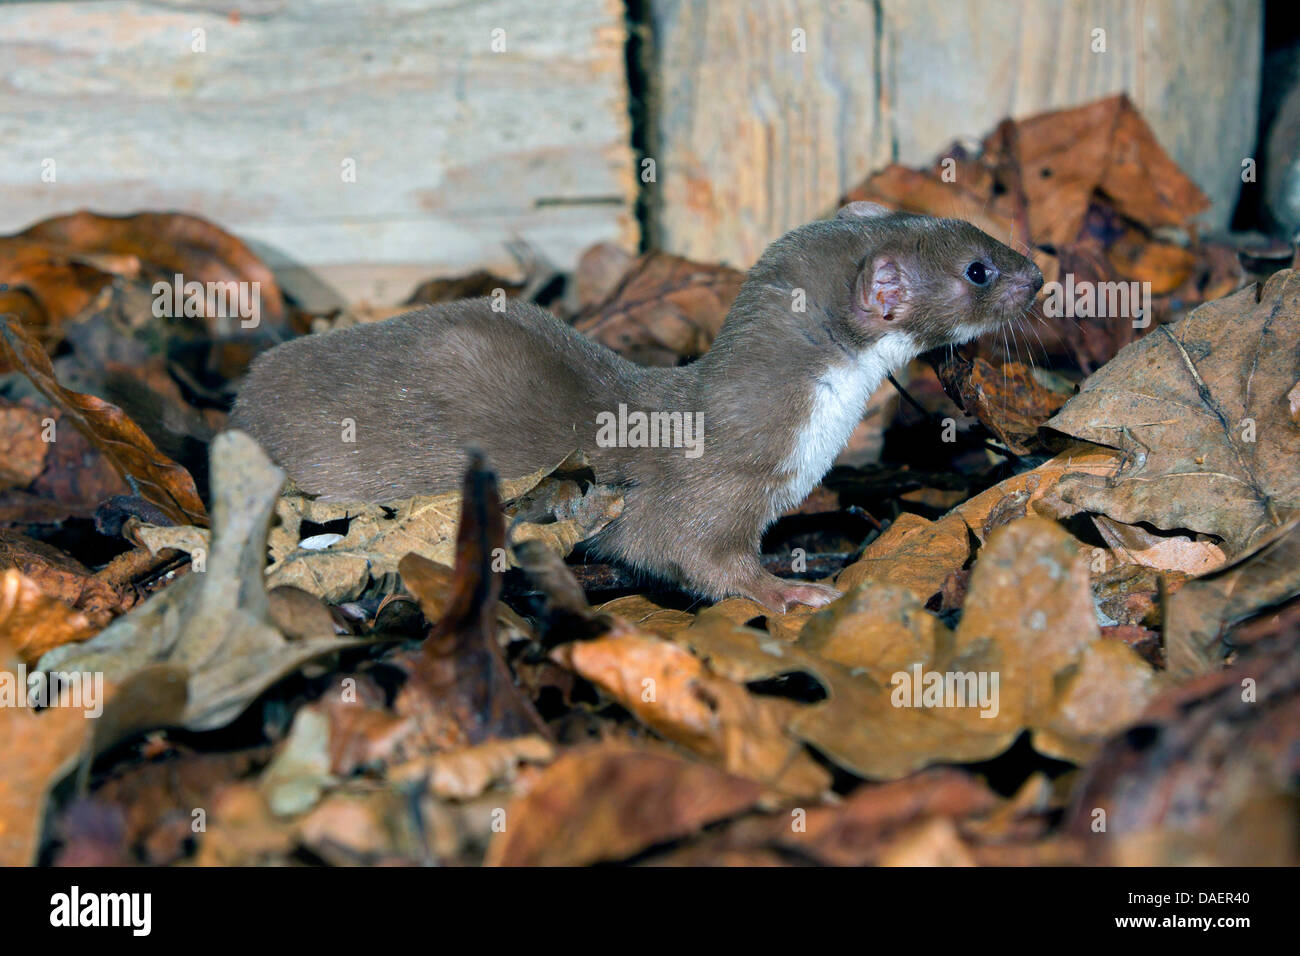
775;331;919;515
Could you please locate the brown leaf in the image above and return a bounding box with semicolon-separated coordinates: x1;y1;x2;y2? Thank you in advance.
390;453;550;750
0;569;99;664
485;744;762;866
574;251;744;365
1091;514;1226;576
1066;609;1300;864
951;441;1122;540
0;531;124;628
0;633;93;864
798;582;949;687
1046;271;1300;554
738;769;1000;867
928;354;1069;455
835;512;969;600
0;315;206;526
552;625;831;796
1164;520;1300;677
1012;94;1208;246
17;211;286;331
38;431;364;731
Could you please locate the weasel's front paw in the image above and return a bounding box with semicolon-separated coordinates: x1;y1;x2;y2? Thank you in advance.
748;578;842;614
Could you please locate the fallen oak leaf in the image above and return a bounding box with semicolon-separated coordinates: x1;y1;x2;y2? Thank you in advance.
0;315;206;526
388;451;551;750
259;452;621;603
573;251;744;366
0;569;100;664
38;430;365;731
949;440;1122;542
17;211;286;331
485;743;763;867
835;511;970;600
1091;514;1226;576
1164;519;1300;677
1045;271;1300;555
552;625;832;797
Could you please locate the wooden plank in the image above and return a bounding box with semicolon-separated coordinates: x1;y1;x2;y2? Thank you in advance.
0;0;638;306
648;0;1262;266
643;0;886;267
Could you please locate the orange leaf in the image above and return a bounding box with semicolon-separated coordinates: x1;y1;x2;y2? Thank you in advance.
0;316;206;526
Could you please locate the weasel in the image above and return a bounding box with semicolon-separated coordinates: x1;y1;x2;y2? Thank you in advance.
231;203;1042;612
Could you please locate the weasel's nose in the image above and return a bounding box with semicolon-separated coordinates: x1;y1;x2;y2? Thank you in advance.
1008;266;1043;300
1025;265;1044;293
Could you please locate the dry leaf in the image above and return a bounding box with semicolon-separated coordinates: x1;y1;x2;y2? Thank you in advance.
0;315;206;526
573;252;744;365
38;431;364;731
260;453;621;603
0;568;99;664
835;511;969;599
1164;520;1300;676
1046;272;1300;554
552;624;831;796
485;744;762;866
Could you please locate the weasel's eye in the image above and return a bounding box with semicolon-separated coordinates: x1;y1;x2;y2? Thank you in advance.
964;261;991;286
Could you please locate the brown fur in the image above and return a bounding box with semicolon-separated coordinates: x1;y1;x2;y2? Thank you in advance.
231;209;1041;611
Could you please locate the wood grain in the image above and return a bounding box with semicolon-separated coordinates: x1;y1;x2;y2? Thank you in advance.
0;0;638;306
648;0;1262;265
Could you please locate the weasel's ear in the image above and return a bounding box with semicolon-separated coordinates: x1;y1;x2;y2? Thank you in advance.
836;201;892;220
854;255;910;323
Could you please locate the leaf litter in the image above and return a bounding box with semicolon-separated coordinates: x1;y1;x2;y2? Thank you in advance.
1;96;1297;866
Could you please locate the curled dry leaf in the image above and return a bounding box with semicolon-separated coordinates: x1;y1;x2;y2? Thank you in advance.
835;511;969;600
39;431;365;731
389;453;550;751
1046;271;1300;555
0;568;99;664
552;624;831;797
0;237;114;355
1008;94;1208;246
485;744;762;867
17;211;286;332
0;530;125;631
259;453;621;603
949;440;1121;541
928;354;1069;455
1091;514;1226;576
1164;520;1300;677
0;315;206;526
573;251;744;365
389;735;554;800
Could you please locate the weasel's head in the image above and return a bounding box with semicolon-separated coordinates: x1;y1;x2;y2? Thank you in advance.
831;202;1043;354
